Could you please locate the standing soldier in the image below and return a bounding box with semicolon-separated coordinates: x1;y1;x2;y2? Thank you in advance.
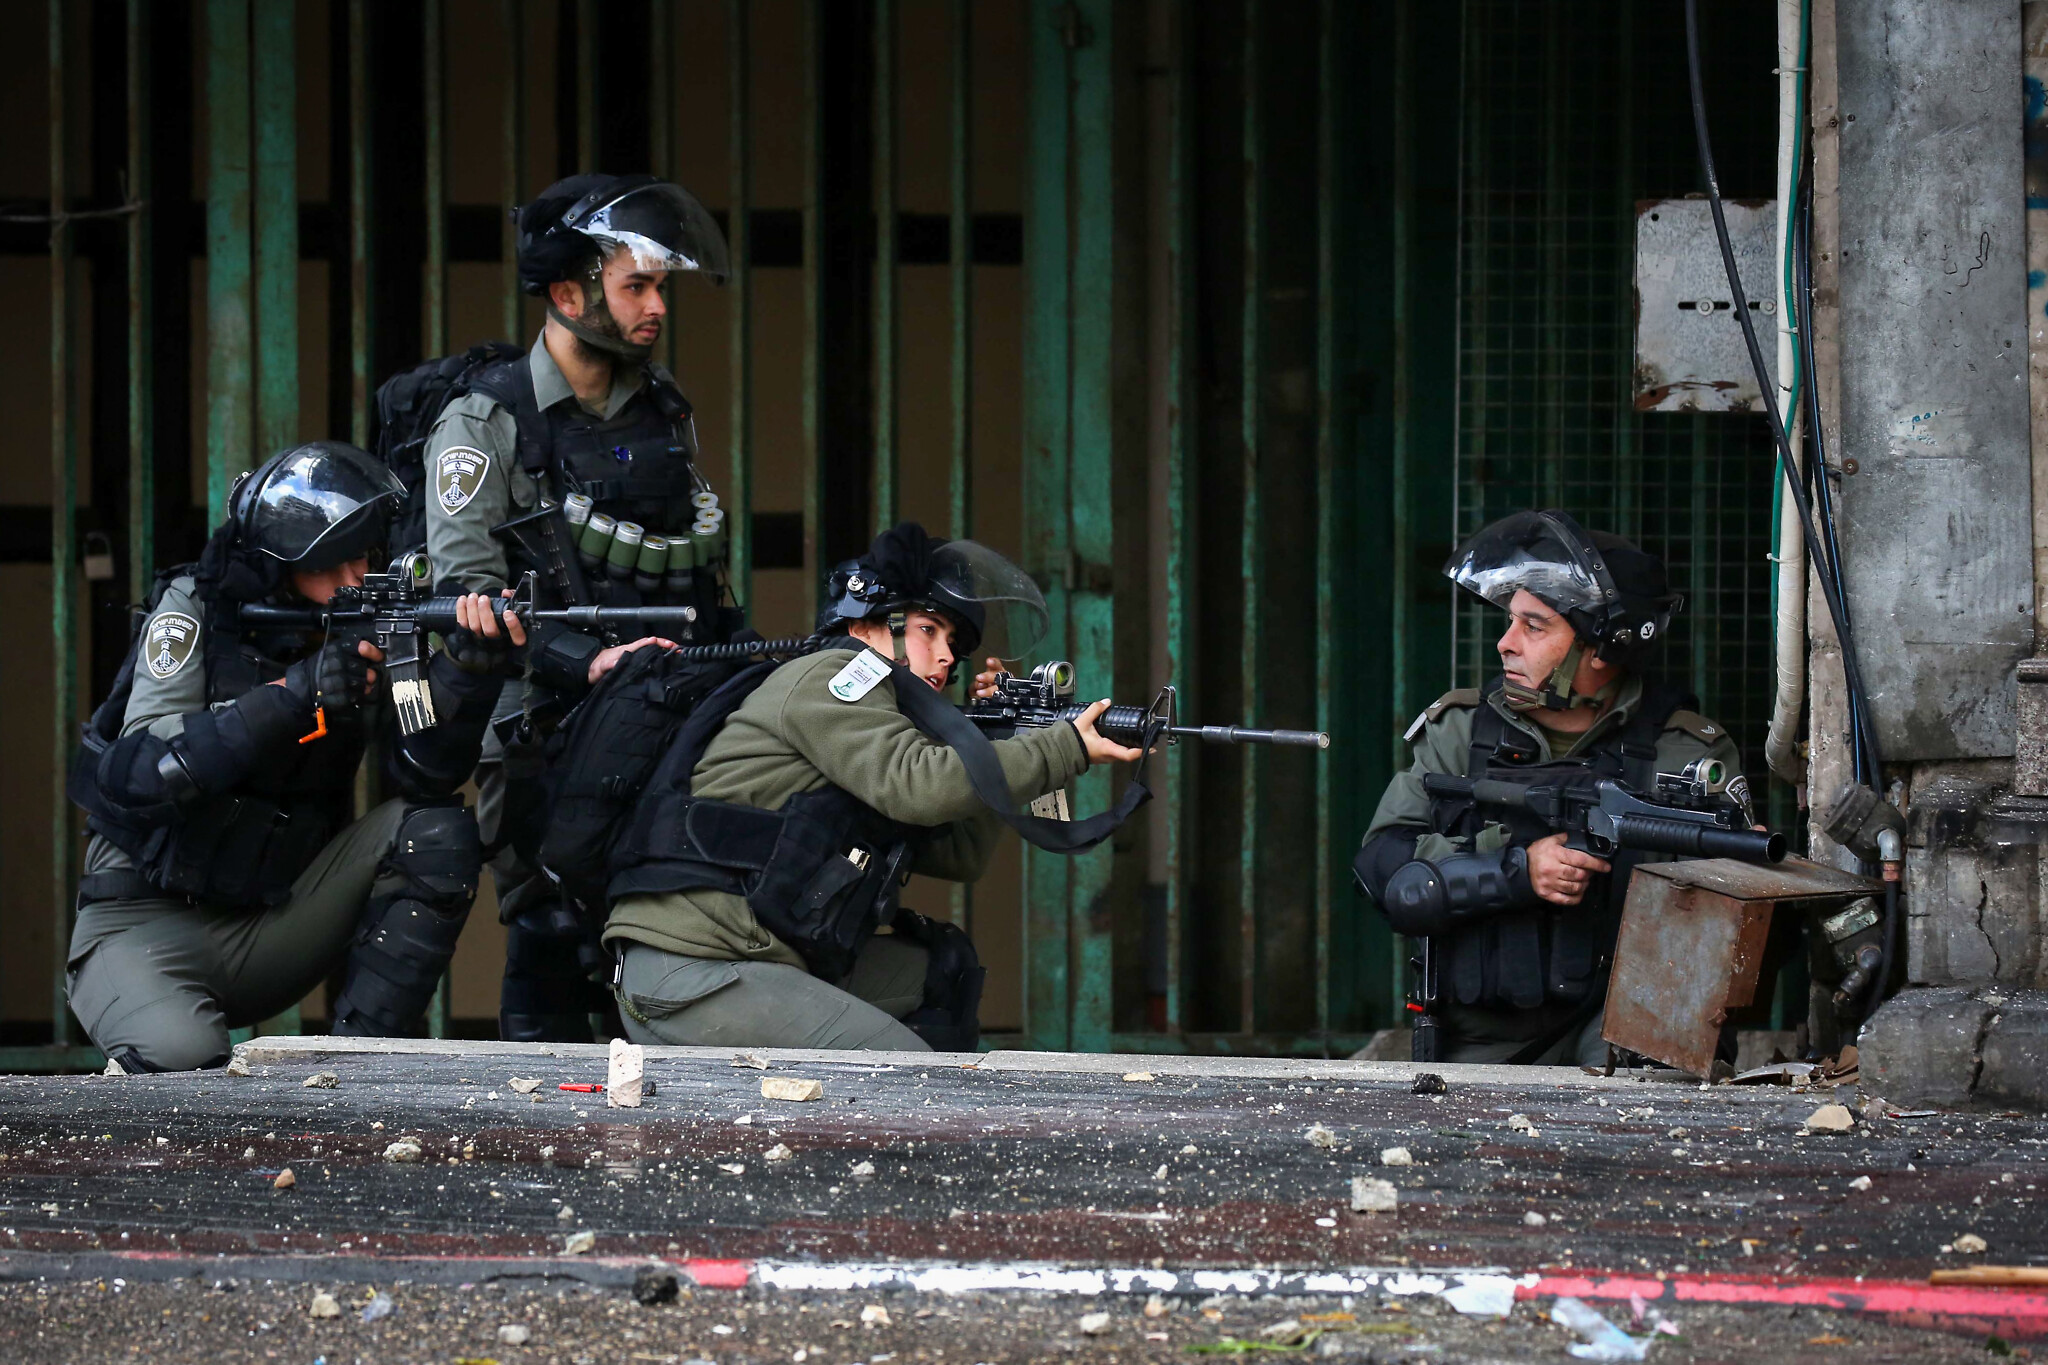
1354;510;1751;1066
423;173;737;1043
67;443;524;1070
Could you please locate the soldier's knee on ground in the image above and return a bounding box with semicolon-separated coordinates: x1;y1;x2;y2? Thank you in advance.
891;912;986;1052
330;803;483;1037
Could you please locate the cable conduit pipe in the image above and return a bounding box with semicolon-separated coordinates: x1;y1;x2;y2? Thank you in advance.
1765;0;1809;786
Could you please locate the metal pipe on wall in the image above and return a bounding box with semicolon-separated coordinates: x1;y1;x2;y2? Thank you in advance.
947;0;974;938
251;0;296;456
206;0;253;519
873;0;898;534
1238;0;1264;1037
802;0;825;615
348;0;371;447
126;0;154;609
1163;0;1195;1035
50;0;79;1047
1312;0;1336;1049
501;0;524;344
425;0;447;360
727;0;753;609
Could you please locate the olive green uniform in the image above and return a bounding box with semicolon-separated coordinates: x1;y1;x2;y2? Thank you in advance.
605;643;1088;1050
1362;675;1744;1064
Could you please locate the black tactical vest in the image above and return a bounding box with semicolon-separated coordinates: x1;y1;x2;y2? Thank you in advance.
1422;677;1691;1012
78;587;368;909
605;658;924;983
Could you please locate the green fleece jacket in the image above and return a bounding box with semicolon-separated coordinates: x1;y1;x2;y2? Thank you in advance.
603;644;1090;968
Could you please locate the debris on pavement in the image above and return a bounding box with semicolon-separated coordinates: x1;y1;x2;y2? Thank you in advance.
507;1077;542;1094
381;1137;422;1163
1550;1296;1651;1361
224;1056;250;1077
718;1162;746;1175
272;1168;295;1190
302;1072;338;1089
761;1077;824;1102
360;1291;395;1323
861;1304;891;1327
1411;1072;1447;1095
1122;1072;1155;1083
101;1059;123;1077
307;1290;339;1319
1848;1174;1872;1190
1524;1210;1548;1227
764;1143;795;1162
1380;1146;1414;1166
1306;1124;1338;1149
1804;1104;1855;1132
606;1038;645;1108
555;1204;575;1222
1144;1294;1173;1318
1350;1176;1398;1212
562;1230;596;1255
1507;1113;1539;1136
1078;1310;1112;1335
497;1323;531;1345
733;1052;770;1069
850;1160;876;1179
633;1267;680;1305
1952;1233;1989;1254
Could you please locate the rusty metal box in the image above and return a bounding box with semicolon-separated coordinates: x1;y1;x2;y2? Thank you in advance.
1603;857;1882;1077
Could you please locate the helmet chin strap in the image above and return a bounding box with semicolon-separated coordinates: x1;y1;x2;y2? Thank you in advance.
546;300;653;363
886;610;911;665
1501;639;1618;714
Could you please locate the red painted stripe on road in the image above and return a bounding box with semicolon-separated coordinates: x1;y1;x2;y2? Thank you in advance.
1520;1272;2048;1340
682;1258;754;1289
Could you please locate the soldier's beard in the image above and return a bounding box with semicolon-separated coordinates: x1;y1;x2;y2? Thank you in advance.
549;285;656;367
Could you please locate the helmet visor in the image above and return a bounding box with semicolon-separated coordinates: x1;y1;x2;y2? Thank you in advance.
579;182;730;282
1443;510;1611;616
249;443;406;565
928;540;1049;660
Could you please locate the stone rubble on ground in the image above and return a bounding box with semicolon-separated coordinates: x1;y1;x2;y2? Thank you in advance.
498;1323;531;1345
382;1138;423;1163
302;1072;338;1090
1350;1176;1398;1213
272;1168;295;1190
507;1077;542;1094
1078;1310;1112;1335
307;1291;339;1319
1306;1124;1338;1149
762;1077;824;1102
563;1230;596;1255
1804;1104;1855;1133
1380;1146;1414;1166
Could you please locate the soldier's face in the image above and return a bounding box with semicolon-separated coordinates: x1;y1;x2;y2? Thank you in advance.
849;610;960;690
1497;589;1573;689
290;556;370;607
598;250;668;347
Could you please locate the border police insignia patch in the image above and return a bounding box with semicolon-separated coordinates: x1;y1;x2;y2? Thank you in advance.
828;651;892;702
436;445;491;514
145;611;201;680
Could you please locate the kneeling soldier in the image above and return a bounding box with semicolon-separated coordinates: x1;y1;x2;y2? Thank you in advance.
68;442;524;1070
603;523;1141;1051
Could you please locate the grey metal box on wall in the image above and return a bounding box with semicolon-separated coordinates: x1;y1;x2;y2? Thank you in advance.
1835;0;2033;760
1633;198;1780;412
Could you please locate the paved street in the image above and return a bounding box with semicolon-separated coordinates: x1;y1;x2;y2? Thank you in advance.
0;1038;2040;1361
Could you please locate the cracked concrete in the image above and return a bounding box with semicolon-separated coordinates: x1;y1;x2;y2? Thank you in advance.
1860;984;2048;1110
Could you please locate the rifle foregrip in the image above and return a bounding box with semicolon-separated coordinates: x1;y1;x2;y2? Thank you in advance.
1611;813;1785;863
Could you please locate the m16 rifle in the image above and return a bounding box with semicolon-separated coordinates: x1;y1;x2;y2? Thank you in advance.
239;551;708;738
963;660;1332;750
1420;760;1784;863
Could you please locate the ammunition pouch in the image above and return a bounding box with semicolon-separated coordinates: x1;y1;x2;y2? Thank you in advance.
610;786;917;983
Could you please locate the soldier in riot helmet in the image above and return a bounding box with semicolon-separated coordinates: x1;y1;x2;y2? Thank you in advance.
67;442;525;1071
601;523;1144;1052
1354;510;1751;1065
422;173;739;1043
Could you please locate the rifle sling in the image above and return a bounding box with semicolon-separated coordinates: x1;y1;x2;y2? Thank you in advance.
887;660;1154;855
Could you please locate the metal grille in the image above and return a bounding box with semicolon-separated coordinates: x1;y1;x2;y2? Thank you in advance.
1453;0;1780;786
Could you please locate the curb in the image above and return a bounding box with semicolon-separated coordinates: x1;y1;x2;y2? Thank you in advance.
2;1252;2044;1337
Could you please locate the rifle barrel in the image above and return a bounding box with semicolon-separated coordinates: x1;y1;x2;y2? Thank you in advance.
1170;725;1330;749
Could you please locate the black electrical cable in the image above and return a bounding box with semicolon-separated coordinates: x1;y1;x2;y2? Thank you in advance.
1683;0;1884;789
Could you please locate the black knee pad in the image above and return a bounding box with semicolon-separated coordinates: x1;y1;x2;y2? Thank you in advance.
499;910;610;1043
893;911;985;1053
330;803;484;1037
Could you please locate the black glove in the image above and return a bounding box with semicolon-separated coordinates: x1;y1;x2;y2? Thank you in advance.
442;605;529;677
282;634;377;714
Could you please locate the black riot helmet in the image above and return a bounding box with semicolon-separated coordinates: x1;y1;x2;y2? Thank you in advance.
515;174;728;360
1444;509;1681;710
817;522;1050;665
228;441;406;569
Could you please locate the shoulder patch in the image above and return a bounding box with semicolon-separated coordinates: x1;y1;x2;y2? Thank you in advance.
1404;687;1483;743
1663;709;1727;744
827;651;893;703
435;445;492;514
144;611;202;680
